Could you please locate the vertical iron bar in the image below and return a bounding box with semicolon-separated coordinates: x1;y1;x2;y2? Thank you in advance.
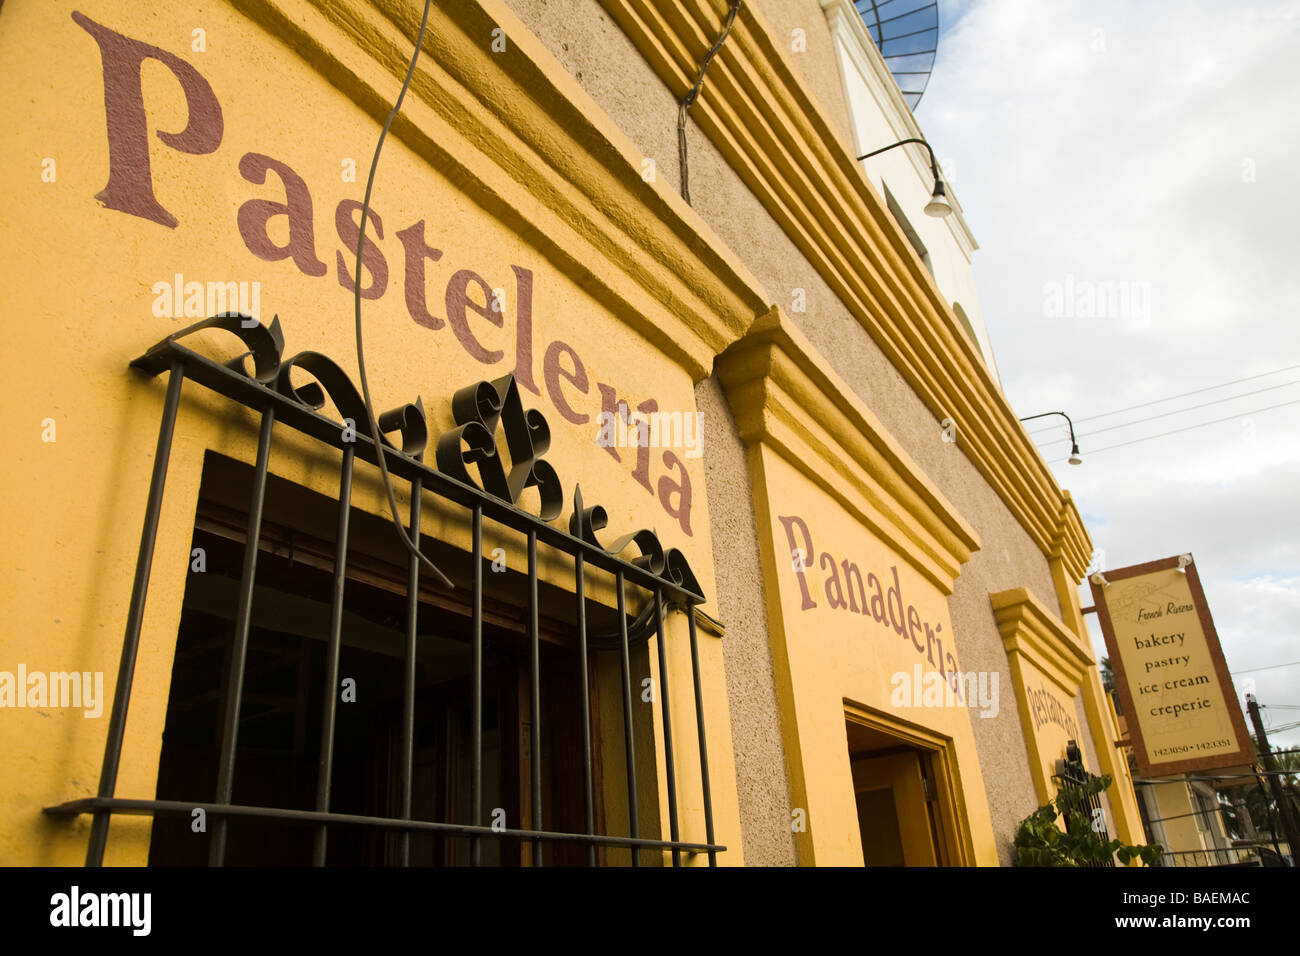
312;445;354;865
86;361;185;866
400;472;422;866
615;570;640;867
686;604;716;867
528;530;542;866
575;550;596;866
654;589;681;866
208;406;276;866
471;505;483;866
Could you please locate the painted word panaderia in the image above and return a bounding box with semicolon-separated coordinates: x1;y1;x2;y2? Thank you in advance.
779;514;965;697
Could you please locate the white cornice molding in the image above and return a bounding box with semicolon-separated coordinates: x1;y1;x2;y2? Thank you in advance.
821;0;978;259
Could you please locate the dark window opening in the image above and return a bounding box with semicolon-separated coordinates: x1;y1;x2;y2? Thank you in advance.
883;183;932;275
147;454;655;866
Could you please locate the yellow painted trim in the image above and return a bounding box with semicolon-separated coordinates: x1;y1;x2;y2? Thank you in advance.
716;307;980;595
991;586;1096;804
1079;667;1145;851
992;587;1095;696
1051;491;1094;583
598;0;1092;571
1044;550;1148;850
991;584;1146;853
745;445;815;864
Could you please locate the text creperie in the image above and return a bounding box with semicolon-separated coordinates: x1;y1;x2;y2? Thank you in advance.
73;11;695;536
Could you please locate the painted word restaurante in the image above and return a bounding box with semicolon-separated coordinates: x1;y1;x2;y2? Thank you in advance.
1;0;1146;866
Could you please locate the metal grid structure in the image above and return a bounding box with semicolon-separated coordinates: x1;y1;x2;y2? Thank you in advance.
855;0;940;110
1053;740;1115;868
43;312;723;867
1155;846;1271;868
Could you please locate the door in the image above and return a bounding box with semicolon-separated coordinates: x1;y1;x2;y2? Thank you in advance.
851;751;938;867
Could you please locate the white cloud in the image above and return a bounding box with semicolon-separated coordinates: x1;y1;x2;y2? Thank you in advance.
922;0;1300;746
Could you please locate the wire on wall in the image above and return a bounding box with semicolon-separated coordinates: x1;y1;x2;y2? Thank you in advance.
352;0;452;588
678;0;741;204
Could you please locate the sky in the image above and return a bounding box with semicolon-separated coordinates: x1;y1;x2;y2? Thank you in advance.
915;0;1300;750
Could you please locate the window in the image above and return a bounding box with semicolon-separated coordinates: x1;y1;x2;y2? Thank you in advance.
149;480;615;865
45;313;722;867
951;302;978;349
883;183;932;275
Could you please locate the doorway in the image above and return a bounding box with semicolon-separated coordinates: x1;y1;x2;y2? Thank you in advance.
845;711;962;867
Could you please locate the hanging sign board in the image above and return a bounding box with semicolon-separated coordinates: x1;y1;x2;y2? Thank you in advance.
1090;555;1253;777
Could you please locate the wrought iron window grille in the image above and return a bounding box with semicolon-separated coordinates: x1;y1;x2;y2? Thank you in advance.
1052;739;1115;868
44;312;723;867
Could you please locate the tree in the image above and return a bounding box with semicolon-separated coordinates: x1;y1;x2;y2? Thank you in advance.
1100;656;1115;695
1241;736;1300;840
1100;656;1122;716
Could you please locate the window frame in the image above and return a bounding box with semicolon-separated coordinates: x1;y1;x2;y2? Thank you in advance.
42;312;723;868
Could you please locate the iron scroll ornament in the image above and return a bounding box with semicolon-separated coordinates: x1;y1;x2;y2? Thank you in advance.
129;312;704;603
435;374;562;521
570;485;701;599
131;312;428;456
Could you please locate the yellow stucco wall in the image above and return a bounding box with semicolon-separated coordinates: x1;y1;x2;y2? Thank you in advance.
0;0;757;865
752;448;999;865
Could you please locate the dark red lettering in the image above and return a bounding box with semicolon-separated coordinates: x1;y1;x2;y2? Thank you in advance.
543;340;589;425
777;514;817;611
74;11;223;228
396;219;444;329
446;269;504;363
335;199;388;299
236;153;327;277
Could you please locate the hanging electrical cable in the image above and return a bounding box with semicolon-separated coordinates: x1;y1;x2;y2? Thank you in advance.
1234;661;1300;674
1028;362;1300;435
351;0;452;589
1034;378;1300;447
678;0;740;203
1045;398;1300;464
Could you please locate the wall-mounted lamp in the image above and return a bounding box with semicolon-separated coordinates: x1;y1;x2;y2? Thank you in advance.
1019;410;1082;465
856;137;952;218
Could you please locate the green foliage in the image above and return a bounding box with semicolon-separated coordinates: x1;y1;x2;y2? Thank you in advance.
1099;656;1115;695
1241;736;1300;838
1013;774;1163;867
1100;657;1122;715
